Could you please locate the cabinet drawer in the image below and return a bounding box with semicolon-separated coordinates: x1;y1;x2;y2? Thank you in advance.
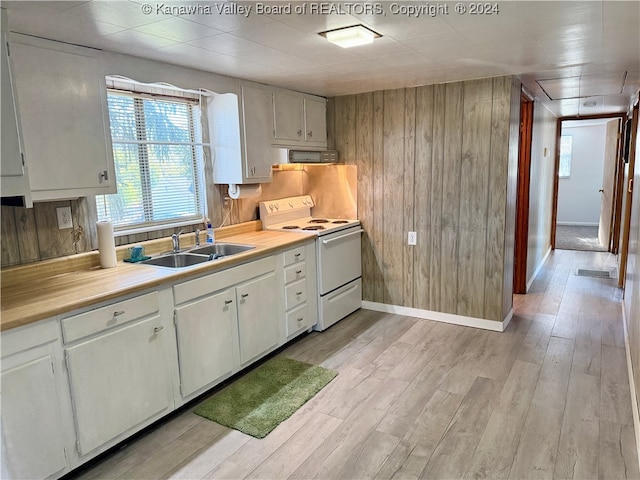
283;246;305;266
61;292;159;344
284;262;306;284
285;279;307;310
174;256;275;305
286;303;309;337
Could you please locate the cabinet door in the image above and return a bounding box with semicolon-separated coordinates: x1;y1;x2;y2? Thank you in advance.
273;91;304;143
10;35;115;200
1;349;67;480
304;97;327;145
175;289;237;398
241;84;273;182
0;12;31;205
65;316;172;456
237;272;279;364
1;34;22;178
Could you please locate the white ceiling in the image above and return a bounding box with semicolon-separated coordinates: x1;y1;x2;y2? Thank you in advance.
4;1;640;117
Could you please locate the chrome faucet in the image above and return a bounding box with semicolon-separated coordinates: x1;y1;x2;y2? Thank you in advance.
171;229;184;253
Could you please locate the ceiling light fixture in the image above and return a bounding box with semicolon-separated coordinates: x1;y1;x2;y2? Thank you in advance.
319;25;381;48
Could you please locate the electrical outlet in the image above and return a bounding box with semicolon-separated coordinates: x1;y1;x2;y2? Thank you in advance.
223;196;231;207
56;206;73;229
408;231;417;245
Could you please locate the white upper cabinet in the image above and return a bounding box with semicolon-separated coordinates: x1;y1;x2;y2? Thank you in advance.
211;82;273;185
9;33;116;201
0;10;31;206
272;90;327;148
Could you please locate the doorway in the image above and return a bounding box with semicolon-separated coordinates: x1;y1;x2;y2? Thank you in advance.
513;92;534;294
552;116;623;253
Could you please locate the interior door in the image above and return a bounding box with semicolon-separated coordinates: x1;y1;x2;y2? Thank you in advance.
598;119;621;249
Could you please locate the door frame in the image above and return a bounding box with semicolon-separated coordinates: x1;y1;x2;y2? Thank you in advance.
619;101;639;287
514;91;534;294
551;113;626;252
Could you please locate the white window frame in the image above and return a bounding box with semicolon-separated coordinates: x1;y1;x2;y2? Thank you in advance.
96;80;209;236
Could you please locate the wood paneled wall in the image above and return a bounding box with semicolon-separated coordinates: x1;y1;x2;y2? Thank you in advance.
329;76;520;322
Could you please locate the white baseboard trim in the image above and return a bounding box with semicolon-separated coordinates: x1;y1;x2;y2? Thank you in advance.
527;246;552;292
556;221;599;227
361;301;509;332
622;305;640;474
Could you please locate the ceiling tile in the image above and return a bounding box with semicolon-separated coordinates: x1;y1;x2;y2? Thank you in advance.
61;1;160;29
134;17;223;42
102;28;179;50
537;72;627;100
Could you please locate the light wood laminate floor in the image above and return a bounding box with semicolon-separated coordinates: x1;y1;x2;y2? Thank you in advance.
73;250;639;480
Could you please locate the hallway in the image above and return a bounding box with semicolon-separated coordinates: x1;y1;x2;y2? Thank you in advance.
74;250;639;479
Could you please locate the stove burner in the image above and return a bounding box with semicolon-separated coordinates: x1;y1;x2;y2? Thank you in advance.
309;219;329;223
303;225;325;231
282;225;300;229
332;220;349;224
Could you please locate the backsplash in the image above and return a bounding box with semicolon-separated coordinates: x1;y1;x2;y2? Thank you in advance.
1;165;356;268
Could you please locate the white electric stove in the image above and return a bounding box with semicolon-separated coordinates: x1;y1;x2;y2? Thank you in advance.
259;195;363;331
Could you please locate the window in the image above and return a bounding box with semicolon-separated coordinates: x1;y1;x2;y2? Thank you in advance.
96;88;205;233
559;134;573;178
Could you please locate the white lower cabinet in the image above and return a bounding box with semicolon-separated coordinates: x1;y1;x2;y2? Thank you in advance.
174;288;238;398
237;271;279;365
1;320;73;480
172;254;279;400
280;243;318;338
61;291;175;458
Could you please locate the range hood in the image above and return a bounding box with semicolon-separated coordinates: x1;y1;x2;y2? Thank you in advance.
272;148;339;164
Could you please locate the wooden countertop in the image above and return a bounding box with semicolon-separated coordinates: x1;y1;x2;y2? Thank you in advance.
1;226;315;331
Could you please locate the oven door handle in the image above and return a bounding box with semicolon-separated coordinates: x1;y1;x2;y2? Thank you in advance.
321;229;364;245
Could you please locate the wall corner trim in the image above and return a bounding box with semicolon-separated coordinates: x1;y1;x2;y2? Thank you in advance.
527;246;552;292
361;302;509;332
622;305;640;474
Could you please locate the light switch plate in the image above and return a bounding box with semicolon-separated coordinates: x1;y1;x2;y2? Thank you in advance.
56;206;73;229
408;231;417;245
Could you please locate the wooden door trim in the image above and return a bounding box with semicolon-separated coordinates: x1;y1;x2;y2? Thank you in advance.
611;118;624;253
552;113;626;253
619;101;639;287
514;95;533;294
551;118;562;250
559;113;626;122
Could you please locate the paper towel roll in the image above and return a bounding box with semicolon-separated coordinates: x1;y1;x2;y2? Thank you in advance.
228;183;262;199
96;221;117;268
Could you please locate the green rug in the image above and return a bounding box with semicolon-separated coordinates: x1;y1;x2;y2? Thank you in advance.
193;356;338;438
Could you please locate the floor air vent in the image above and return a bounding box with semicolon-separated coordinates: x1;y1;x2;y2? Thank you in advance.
575;269;612;279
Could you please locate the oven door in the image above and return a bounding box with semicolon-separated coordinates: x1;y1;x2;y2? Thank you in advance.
317;225;363;295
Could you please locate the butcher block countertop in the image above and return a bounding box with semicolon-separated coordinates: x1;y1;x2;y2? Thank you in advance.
1;221;314;331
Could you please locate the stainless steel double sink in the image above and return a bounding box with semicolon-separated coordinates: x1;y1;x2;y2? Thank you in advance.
141;243;255;268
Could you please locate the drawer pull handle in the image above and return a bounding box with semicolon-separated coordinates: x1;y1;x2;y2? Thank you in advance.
294;253;301;257
297;317;304;322
241;293;249;298
113;310;125;317
296;270;302;274
296;291;303;296
153;326;164;334
224;299;233;305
